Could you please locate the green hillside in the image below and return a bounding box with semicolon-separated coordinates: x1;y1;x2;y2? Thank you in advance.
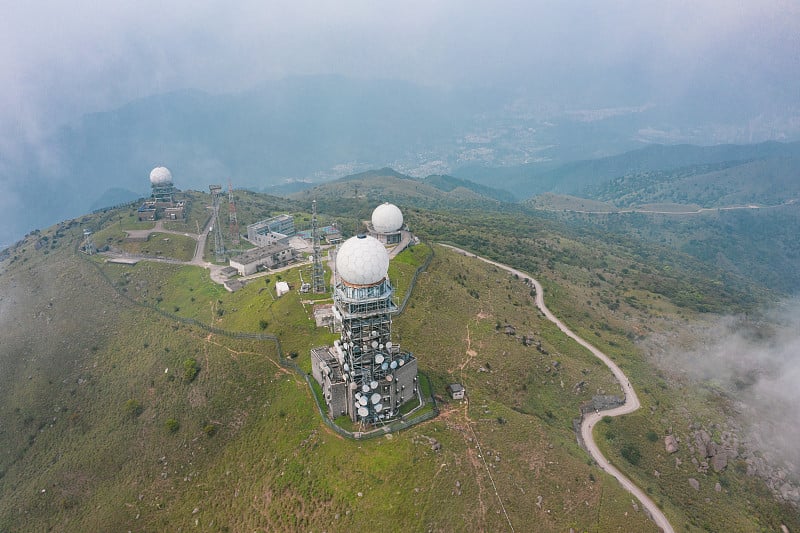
291;168;517;216
456;140;800;198
1;188;798;532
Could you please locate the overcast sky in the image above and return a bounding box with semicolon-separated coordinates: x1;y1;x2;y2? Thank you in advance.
2;0;798;152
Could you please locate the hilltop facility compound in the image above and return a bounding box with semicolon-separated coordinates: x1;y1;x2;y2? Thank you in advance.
311;229;418;425
136;167;186;221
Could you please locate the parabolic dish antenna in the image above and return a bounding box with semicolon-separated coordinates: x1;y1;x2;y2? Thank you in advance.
370;380;378;390
359;396;368;406
362;384;370;393
358;407;369;417
386;375;393;382
398;359;404;366
381;362;389;370
371;340;379;348
370;392;381;404
375;403;383;412
375;354;384;364
386;341;392;349
390;361;398;369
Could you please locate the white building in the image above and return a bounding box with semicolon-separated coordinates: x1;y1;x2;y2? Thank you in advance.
229;243;294;276
367;202;404;245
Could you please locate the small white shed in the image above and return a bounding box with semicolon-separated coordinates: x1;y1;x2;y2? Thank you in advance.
275;281;290;297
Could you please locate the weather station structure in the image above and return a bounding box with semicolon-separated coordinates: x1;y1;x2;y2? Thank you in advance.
137;166;186;221
367;202;404;245
311;234;418;426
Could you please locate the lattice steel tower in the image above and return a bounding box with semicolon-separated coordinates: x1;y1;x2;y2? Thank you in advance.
311;199;326;293
209;184;225;262
227;179;239;245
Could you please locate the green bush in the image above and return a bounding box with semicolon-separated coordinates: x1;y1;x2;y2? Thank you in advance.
164;418;180;433
183;358;200;382
620;443;641;465
124;399;143;418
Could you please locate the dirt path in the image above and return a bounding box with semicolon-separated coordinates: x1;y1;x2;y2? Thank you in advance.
440;243;674;533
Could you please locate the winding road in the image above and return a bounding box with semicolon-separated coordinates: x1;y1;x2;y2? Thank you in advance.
440;244;674;533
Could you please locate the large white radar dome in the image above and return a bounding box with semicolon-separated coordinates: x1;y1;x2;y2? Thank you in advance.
336;235;390;286
371;202;403;234
150;166;173;185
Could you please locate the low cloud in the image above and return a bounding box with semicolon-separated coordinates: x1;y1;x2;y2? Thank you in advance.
644;299;800;473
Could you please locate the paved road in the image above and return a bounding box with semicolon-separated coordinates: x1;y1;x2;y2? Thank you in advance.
537;198;797;216
440;243;674;533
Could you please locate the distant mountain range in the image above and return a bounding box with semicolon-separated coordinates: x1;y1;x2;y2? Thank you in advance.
456;140;800;200
2;73;799;245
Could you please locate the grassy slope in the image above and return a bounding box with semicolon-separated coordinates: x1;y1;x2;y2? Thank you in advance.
1;197;798;531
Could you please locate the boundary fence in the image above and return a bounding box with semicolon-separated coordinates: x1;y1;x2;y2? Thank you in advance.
78;236;439;439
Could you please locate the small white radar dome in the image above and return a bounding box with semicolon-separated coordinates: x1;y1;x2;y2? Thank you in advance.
336;235;390;286
371;202;403;233
149;166;173;185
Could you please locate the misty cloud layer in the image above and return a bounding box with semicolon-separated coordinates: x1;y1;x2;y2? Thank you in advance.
3;1;798;150
645;299;800;473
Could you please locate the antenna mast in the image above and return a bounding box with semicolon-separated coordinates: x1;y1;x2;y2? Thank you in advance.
311;199;326;293
209;184;225;261
228;179;239;246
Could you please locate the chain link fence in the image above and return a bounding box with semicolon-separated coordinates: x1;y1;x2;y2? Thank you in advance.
79;236;438;439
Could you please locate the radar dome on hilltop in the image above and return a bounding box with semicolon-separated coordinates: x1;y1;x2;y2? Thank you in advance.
150;166;173;186
336;234;389;287
371;202;403;233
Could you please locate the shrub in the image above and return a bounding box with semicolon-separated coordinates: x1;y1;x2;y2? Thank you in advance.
203;424;217;437
165;418;180;433
646;430;659;442
124;399;143;418
621;443;641;465
183;358;200;382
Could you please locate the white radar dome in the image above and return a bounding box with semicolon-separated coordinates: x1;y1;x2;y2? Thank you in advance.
149;166;173;185
336;235;389;286
371;202;403;233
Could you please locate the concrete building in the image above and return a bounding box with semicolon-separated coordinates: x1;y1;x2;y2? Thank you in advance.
447;383;465;400
229;243;294;276
311;234;418;424
275;281;290;297
247;214;295;247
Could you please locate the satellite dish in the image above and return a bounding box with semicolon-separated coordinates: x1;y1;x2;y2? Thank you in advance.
359;396;368;406
381;362;389;370
370;380;378;390
375;403;383;412
362;384;370;393
371;392;381;404
375;354;385;364
386;341;392;349
390;361;398;369
358;407;369;417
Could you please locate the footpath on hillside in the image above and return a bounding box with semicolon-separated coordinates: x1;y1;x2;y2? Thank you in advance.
440;243;675;533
